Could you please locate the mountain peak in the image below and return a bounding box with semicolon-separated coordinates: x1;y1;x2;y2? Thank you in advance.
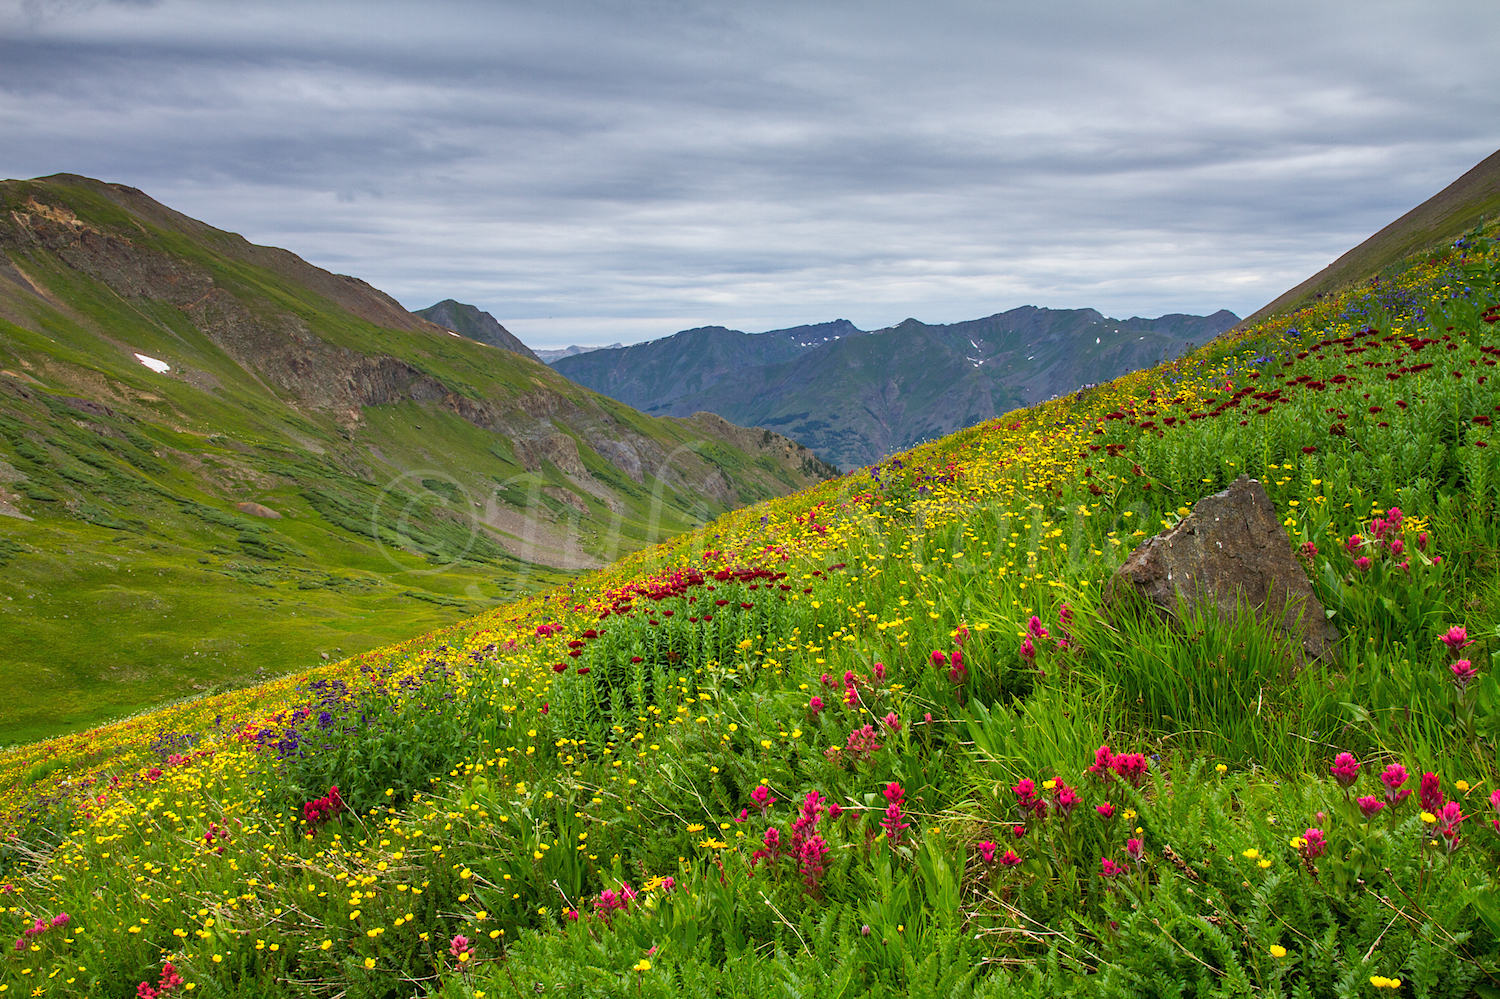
413;300;540;362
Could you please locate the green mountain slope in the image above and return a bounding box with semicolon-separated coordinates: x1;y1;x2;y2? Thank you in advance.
555;308;1237;468
1241;147;1500;326
0;174;836;743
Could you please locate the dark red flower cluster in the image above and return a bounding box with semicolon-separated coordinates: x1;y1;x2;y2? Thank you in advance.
303;785;344;831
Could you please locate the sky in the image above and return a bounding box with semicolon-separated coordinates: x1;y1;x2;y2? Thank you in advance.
2;1;1498;350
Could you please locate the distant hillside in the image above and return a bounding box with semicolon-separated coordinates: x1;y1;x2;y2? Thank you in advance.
413;299;540;362
553;309;1236;469
0;174;836;742
1242;147;1500;326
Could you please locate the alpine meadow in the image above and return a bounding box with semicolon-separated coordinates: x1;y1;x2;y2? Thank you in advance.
5;160;1500;998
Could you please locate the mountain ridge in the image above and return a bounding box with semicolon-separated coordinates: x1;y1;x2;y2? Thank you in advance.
553;306;1239;468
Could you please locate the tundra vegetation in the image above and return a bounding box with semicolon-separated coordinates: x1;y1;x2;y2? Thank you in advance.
3;228;1500;997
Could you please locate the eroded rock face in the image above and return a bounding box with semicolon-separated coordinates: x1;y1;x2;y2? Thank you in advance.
1104;475;1339;661
236;501;282;519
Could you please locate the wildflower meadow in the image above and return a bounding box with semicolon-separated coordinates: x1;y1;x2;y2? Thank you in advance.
3;229;1500;997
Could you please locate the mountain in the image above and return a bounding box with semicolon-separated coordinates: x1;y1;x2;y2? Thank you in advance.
1241;147;1500;327
412;299;540;362
535;343;624;364
0;174;837;742
553;309;1237;469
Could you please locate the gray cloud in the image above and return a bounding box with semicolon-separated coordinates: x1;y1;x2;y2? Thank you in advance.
2;0;1498;348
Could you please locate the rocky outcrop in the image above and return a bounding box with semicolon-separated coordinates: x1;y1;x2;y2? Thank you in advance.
1104;476;1339;661
235;501;282;519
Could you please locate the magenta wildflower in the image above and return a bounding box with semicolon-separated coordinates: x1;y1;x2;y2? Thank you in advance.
1012;824;1027;839
1019;637;1036;661
1027;615;1049;639
798;834;831;889
1380;764;1412;806
1012;778;1037;811
977;840;997;864
1055;780;1080;817
1344;534;1363;554
1329;752;1360;788
930;650;948;666
808;696;824;715
1096;802;1116;820
1301;827;1327;860
845;724;882;761
882;711;902;733
791;792;826;842
999;849;1022;868
1420;772;1445;813
1299;541;1318;561
1489;788;1500;833
1452;659;1477;690
1437;800;1464;853
873;661;887;682
449;934;472;959
880;785;911;847
1440;626;1473;653
1357;795;1385;820
947;649;967;683
1111;752;1150;787
1389;539;1405;556
1125;838;1144;863
1088;744;1116;778
1354;556;1373;571
1100;857;1127;878
750;785;777;814
751;826;783;867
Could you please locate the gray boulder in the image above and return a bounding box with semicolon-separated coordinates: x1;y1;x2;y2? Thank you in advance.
1104;475;1339;661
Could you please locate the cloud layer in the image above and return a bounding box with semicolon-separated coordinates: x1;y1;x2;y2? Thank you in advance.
3;0;1498;347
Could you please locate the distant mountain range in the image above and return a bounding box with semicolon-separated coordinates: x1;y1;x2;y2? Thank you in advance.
534;343;624;364
548;309;1239;469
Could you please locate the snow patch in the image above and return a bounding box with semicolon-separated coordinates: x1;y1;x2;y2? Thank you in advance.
134;352;170;374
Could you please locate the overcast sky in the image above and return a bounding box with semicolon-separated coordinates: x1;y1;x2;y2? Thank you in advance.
2;0;1498;349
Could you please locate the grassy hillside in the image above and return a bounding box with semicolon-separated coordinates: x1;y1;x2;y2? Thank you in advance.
0;175;835;744
1240;149;1500;326
0;195;1498;996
